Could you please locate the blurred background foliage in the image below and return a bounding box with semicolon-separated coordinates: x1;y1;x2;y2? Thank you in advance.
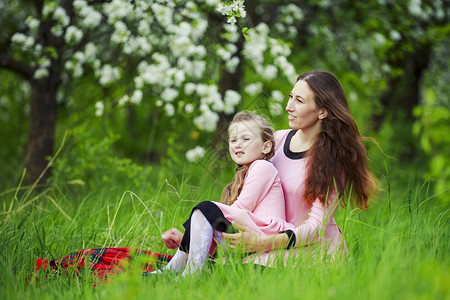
0;0;448;205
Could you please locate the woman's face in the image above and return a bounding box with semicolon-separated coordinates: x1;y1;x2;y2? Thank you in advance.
228;120;271;166
286;80;322;131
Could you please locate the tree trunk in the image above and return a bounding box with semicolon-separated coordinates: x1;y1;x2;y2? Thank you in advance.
372;44;431;131
25;73;60;185
371;43;432;160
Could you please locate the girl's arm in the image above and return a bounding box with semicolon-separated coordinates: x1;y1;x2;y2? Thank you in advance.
230;160;279;212
161;228;183;249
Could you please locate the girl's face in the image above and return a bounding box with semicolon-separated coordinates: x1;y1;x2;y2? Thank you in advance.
228;120;272;166
286;80;325;131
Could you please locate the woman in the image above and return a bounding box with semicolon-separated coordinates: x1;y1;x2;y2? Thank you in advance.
163;70;377;266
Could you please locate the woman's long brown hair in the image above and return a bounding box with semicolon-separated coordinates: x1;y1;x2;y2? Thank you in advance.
220;112;275;206
300;70;377;210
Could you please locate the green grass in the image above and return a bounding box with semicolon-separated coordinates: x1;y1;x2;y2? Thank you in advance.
0;164;448;300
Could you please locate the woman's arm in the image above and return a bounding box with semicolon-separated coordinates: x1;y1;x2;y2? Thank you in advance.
223;197;338;251
222;222;290;252
292;197;338;247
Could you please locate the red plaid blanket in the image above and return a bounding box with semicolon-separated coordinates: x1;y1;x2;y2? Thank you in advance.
30;247;173;285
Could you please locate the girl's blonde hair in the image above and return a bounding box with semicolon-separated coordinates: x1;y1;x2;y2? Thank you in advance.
220;111;275;206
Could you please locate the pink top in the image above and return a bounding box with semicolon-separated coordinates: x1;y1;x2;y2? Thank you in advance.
244;130;347;265
212;159;290;235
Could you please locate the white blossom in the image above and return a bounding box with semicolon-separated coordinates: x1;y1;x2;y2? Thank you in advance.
348;91;358;103
73;0;87;11
84;43;97;62
11;33;27;45
138;19;151;35
211;98;224;112
51;25;64;37
75;1;102;28
373;32;386;46
111;21;131;44
224;90;241;106
104;0;133;23
243;23;269;66
194;105;219;132
227;15;237;24
223;89;241;114
136;37;152;55
269;38;291;57
164;103;175;116
223;23;239;43
185;103;194;113
161;88;179;102
186;146;206;162
226;56;240;73
187;45;206;58
170;35;192;57
98;64;120;86
130;89;143;104
74;51;86;63
173;70;186;86
25;17;40;33
152;3;173;27
275;56;296;79
95;101;104;116
262;65;278;80
65;26;83;44
245;82;263;96
65;60;83;77
408;0;425;18
137;53;172;86
269;102;283;116
33;43;42;56
184;83;197;95
34;67;49;79
217;0;246;24
389;30;402;41
217;47;232;61
42;3;55;18
192;19;208;41
118;95;129;106
53;7;70;27
280;4;304;23
271;90;284;102
206;0;220;7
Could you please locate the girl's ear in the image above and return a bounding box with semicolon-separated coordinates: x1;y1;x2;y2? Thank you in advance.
318;107;328;120
262;140;272;154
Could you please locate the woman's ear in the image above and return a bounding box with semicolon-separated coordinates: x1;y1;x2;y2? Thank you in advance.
262;141;272;154
318;107;328;120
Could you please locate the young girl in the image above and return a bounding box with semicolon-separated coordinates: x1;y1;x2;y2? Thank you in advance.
157;111;290;276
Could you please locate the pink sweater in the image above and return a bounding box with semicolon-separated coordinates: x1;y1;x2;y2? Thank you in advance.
212;159;289;235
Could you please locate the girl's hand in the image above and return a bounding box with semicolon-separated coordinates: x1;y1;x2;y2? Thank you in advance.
222;222;270;253
162;228;183;249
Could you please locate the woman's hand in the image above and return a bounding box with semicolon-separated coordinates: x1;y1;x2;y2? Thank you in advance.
222;222;271;253
162;228;183;249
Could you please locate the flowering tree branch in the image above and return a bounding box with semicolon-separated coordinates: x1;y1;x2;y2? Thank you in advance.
0;54;34;79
